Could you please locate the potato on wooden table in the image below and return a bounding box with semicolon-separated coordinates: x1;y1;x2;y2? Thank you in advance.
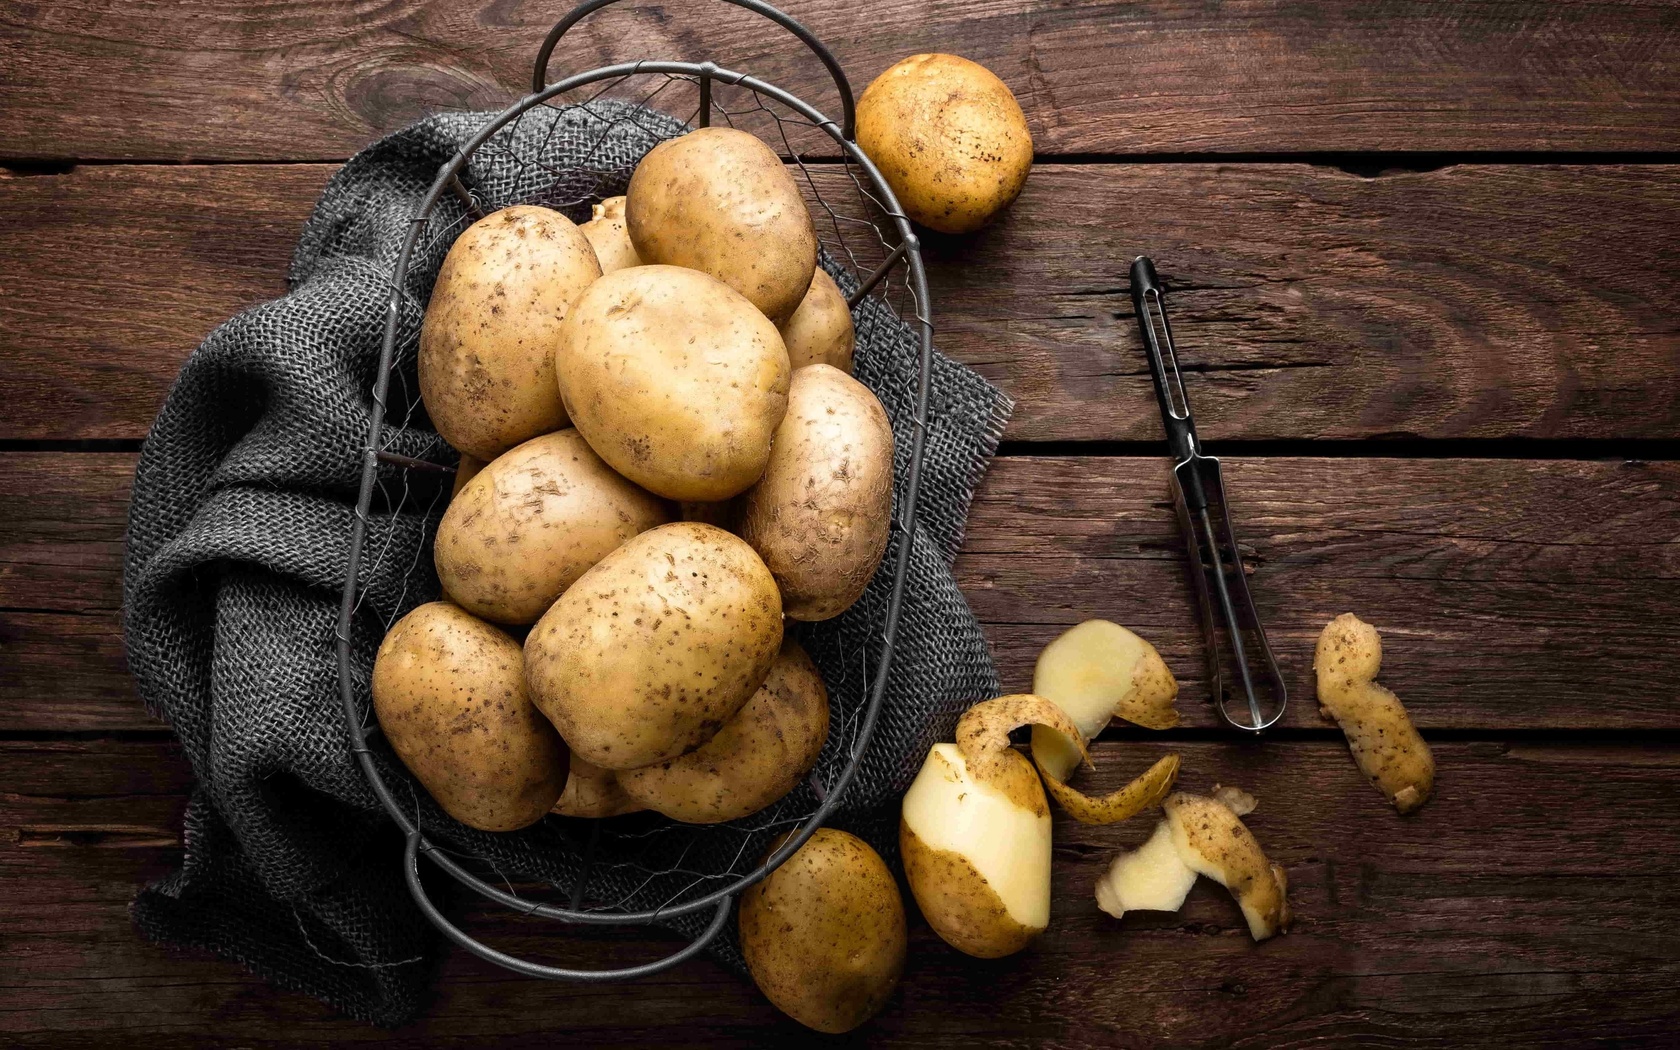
419;205;601;460
433;429;672;625
524;522;783;770
857;54;1034;234
371;602;568;832
626;126;818;324
556;265;791;502
739;828;906;1033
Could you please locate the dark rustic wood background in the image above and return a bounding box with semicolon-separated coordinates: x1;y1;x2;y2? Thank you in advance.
4;1;1679;1045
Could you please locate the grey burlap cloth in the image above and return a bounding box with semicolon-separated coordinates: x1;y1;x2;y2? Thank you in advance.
123;100;1011;1026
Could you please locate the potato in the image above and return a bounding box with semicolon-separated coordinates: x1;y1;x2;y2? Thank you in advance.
856;54;1033;234
371;602;568;831
901;742;1050;958
779;268;854;372
451;453;485;499
555;265;791;502
1314;613;1435;813
626;127;817;324
434;429;672;625
619;638;828;823
551;756;644;819
1095;787;1291;941
419;205;601;460
579;195;640;273
738;365;893;621
1030;619;1179;781
524;522;783;770
739;828;906;1033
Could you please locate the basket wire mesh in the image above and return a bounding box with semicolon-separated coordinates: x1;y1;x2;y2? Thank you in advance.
336;0;935;980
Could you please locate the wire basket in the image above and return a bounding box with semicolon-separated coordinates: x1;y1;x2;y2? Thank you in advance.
334;0;935;981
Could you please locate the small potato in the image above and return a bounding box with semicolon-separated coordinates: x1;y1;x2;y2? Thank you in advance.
372;602;568;831
739;828;906;1033
524;522;783;770
551;756;644;819
419;205;601;460
739;365;893;621
579;196;641;273
434;430;672;625
556;265;791;502
451;453;485;499
779;268;854;372
856;54;1033;234
618;638;829;823
626;127;817;324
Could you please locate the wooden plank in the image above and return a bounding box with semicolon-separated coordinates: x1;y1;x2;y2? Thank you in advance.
4;162;1680;443
5;453;1678;732
4;1;1680;161
4;737;1678;1046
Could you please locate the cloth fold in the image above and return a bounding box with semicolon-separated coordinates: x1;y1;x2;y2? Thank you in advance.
124;101;1012;1026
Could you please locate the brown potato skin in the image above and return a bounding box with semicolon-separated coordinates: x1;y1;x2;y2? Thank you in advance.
579;195;641;273
371;602;568;831
779;268;854;372
419;205;601;460
1163;791;1291;939
899;748;1044;959
739;365;894;621
524;522;783;770
626;127;817;324
1314;613;1435;813
434;429;672;625
856;54;1033;235
556;265;791;502
618;638;829;823
739;829;906;1033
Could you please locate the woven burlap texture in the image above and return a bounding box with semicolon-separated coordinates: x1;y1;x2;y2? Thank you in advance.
123;100;1012;1026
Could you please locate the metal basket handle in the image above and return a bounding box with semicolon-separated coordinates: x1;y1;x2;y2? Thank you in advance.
531;0;858;139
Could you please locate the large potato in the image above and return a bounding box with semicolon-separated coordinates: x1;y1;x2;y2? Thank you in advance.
779;268;854;372
856;54;1033;235
626;127;817;324
371;602;568;831
618;638;829;823
419;205;601;460
739;828;906;1033
579;195;641;273
739;364;893;621
524;522;783;770
433;429;672;625
556;265;790;502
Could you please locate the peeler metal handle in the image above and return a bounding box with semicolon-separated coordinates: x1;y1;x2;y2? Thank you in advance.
1129;257;1288;733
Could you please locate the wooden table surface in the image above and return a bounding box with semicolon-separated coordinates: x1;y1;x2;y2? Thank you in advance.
4;1;1679;1045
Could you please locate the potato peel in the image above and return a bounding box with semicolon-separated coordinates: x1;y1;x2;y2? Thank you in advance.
1314;613;1434;814
954;695;1180;826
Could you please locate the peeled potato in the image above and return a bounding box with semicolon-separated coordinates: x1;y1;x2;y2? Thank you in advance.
434;429;672;625
579;195;641;273
779;268;854;372
419;205;601;460
1030;619;1179;781
856;54;1033;234
618;638;829;823
901;742;1050;958
739;828;906;1033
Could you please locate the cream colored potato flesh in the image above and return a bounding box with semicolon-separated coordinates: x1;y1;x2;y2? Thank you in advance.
901;743;1050;930
1030;619;1151;778
1094;820;1196;919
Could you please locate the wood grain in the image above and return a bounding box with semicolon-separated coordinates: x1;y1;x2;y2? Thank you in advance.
4;736;1678;1046
6;452;1678;732
4;163;1679;442
4;0;1680;161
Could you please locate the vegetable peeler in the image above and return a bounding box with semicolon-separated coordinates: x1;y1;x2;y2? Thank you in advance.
1128;256;1288;732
